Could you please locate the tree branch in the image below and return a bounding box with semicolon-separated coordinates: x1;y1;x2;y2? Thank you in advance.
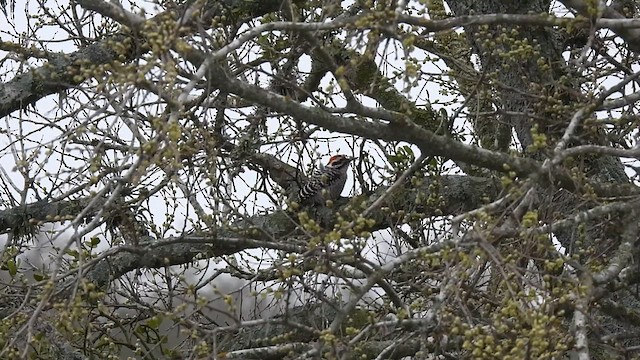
0;0;296;118
67;175;499;288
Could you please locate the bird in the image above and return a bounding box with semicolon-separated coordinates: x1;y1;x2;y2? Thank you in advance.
298;154;355;205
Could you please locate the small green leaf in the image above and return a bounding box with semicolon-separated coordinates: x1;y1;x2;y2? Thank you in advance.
85;236;101;248
6;259;17;276
387;154;401;163
402;145;414;157
66;249;79;258
146;316;162;329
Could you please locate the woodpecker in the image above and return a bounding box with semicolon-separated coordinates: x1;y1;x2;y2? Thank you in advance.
298;154;355;205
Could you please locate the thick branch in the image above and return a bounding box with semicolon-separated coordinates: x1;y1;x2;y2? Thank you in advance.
205;60;616;194
73;175;498;287
0;197;105;234
0;0;294;118
561;0;640;53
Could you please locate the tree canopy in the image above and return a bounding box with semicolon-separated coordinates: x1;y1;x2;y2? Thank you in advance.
1;0;640;359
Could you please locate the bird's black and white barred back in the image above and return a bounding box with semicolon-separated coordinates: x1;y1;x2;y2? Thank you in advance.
298;155;355;205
